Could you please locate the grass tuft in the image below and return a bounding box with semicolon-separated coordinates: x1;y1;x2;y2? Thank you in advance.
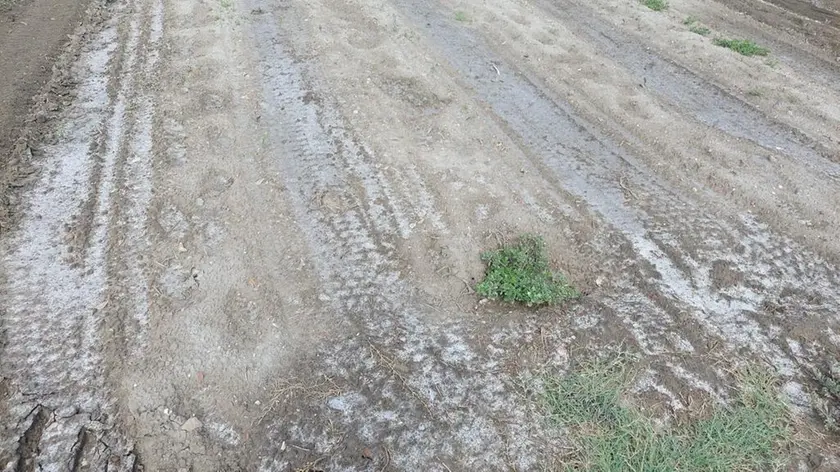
642;0;668;11
809;362;840;433
684;16;711;35
476;234;579;306
454;10;468;22
543;357;792;471
690;25;711;36
713;38;770;56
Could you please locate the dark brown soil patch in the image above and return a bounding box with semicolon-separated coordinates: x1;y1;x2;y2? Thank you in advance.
0;0;94;231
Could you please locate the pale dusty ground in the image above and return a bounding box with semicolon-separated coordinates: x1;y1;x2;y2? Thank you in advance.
1;0;840;469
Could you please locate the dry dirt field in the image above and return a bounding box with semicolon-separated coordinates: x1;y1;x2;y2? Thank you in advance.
1;0;840;469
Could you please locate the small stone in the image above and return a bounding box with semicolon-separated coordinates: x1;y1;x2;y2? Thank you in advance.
181;417;202;432
327;397;347;411
86;420;106;431
817;456;840;472
362;447;374;460
55;405;77;418
808;452;824;468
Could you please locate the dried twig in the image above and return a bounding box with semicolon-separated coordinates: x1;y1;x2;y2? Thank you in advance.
449;274;475;294
368;341;434;417
379;447;392;472
618;174;638;199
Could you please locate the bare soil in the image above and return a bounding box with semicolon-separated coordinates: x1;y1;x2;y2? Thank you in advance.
0;0;94;231
1;0;840;469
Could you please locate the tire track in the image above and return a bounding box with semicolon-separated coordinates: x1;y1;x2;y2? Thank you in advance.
536;0;840;180
685;0;840;91
249;8;430;313
239;0;840;466
728;0;840;28
463;0;840;264
394;0;840;377
108;0;162;355
246;3;567;469
0;0;161;466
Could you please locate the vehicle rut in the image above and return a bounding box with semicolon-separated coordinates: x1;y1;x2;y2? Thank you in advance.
392;0;840;389
0;0;161;466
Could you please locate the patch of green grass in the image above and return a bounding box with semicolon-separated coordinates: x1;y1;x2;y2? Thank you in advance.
689;25;711;36
454;10;468;22
476;234;579;306
642;0;668;11
543;357;793;471
713;38;770;56
684;16;711;35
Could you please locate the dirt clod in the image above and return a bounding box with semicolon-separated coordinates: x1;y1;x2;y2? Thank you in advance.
181;417;203;432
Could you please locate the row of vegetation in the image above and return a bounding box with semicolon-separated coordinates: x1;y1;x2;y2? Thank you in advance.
475;235;837;469
543;356;793;471
454;3;770;58
644;2;770;57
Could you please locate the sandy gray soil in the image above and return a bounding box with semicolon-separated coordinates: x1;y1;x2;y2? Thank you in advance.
1;0;840;469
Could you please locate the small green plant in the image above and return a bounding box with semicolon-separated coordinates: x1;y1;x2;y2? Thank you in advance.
714;38;770;56
747;88;763;97
454;11;468;22
642;0;668;11
765;58;780;68
690;25;711;36
684;16;711;35
543;357;793;471
476;234;579;305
